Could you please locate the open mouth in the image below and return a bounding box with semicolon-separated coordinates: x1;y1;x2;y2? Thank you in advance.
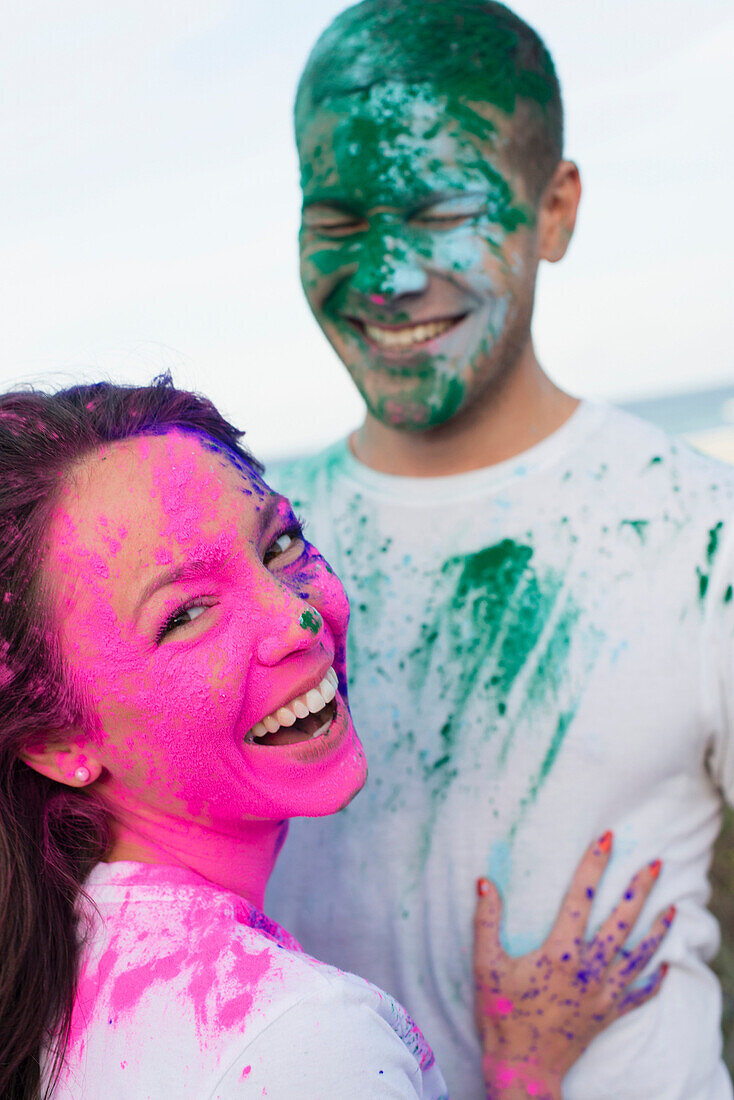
244;668;338;747
347;315;467;353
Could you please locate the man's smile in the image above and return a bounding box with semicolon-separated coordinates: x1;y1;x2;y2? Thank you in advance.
343;313;470;356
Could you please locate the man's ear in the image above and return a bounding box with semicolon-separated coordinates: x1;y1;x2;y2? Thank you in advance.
21;736;103;788
537;160;582;264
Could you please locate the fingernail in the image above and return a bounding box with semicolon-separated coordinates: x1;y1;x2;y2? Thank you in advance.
661;962;669;978
477;877;490;897
598;830;613;853
664;904;676;925
649;859;663;879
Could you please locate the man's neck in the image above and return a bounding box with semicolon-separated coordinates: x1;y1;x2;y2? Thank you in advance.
351;347;580;478
105;795;288;911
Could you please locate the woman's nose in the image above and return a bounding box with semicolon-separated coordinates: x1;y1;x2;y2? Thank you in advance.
256;604;325;666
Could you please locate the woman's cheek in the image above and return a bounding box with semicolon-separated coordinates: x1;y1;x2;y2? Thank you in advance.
295;547;350;636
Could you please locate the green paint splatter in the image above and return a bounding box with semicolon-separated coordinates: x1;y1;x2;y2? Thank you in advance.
398;538;602;884
725;585;733;604
697;521;725;604
619;519;649;544
516;710;574;824
299;608;322;635
648;455;663;467
411;539;589;802
707;521;724;563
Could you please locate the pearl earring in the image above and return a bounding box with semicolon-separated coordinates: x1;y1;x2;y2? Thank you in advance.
74;765;91;784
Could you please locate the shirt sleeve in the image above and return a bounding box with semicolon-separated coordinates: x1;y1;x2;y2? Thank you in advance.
208;975;447;1099
702;517;734;803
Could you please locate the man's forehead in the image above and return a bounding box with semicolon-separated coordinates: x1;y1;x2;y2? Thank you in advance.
298;81;506;146
299;90;514;211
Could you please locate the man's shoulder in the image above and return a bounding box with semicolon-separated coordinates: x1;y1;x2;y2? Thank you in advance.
591;403;734;511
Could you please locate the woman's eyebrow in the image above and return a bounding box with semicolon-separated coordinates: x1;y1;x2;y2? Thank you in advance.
133;555;226;618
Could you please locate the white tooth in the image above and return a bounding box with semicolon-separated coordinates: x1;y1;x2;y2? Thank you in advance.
305;688;326;714
293;697;310;719
327;668;338;688
319;677;336;703
310;716;332;739
276;706;297;727
263;714;280;734
251;721;268;739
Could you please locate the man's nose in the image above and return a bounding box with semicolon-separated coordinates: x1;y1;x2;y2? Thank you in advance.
256;603;325;666
349;225;429;303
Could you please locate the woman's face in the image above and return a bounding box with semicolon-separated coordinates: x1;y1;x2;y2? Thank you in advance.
43;429;367;824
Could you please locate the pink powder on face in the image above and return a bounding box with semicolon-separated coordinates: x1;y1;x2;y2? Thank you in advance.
44;429;366;852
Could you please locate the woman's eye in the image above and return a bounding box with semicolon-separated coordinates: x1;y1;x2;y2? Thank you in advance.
264;530;302;567
157;603;207;643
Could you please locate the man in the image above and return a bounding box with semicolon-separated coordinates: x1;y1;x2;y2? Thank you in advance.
266;2;734;1096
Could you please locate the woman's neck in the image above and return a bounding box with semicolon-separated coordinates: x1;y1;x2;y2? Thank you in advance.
106;804;288;911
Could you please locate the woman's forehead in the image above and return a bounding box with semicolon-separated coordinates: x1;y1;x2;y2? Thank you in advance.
48;432;273;578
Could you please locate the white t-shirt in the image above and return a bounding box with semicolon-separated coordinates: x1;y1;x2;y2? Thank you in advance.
49;861;447;1099
266;402;734;1100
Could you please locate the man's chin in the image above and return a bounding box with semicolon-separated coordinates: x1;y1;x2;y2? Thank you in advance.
363;380;466;433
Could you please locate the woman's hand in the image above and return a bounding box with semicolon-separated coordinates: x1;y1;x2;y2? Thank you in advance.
474;831;674;1100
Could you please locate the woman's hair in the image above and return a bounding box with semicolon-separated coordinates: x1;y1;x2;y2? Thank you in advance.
0;375;261;1099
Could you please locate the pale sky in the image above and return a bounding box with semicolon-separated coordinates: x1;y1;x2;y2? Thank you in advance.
2;0;732;460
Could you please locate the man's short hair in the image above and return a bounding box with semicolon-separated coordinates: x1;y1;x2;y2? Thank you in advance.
296;0;564;202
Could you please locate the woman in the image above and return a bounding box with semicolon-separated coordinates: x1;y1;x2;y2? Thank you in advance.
0;377;671;1099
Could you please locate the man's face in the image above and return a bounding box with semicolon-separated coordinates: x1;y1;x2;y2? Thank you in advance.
298;81;540;431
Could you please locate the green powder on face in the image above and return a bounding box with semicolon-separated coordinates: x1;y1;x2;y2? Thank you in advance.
296;0;560;141
299;608;322;635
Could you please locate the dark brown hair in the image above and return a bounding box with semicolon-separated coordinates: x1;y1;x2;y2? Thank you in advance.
0;375;260;1098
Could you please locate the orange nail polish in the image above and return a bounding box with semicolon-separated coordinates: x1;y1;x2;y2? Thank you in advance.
649;859;663;879
598;830;613;853
477;878;490;897
661;963;669;977
664;904;676;925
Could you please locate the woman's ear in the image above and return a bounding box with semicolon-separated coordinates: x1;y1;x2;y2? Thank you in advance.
21;737;103;788
537;160;582;264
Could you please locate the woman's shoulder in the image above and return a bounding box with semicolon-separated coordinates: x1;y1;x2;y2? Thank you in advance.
53;862;446;1098
78;861;315;1014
